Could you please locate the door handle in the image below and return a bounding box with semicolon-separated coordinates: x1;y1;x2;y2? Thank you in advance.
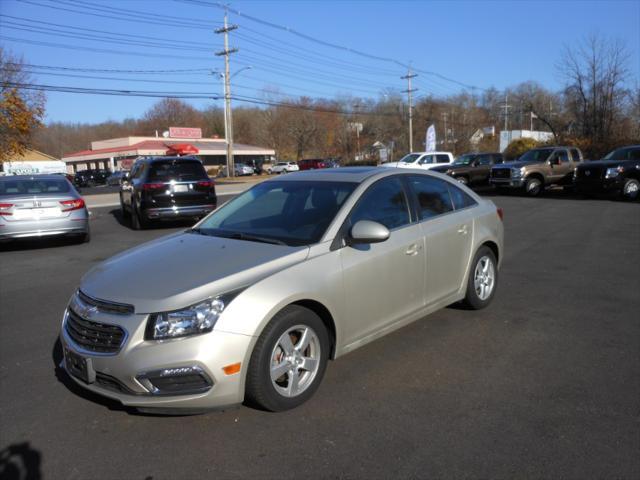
405;244;420;256
457;225;468;235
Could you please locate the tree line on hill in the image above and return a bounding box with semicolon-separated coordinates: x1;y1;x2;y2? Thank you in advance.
2;34;639;163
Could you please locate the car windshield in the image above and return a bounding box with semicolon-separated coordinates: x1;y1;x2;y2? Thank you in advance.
519;148;554;162
148;160;207;182
194;180;357;246
400;153;421;164
0;178;71;196
603;147;640;160
453;154;476;166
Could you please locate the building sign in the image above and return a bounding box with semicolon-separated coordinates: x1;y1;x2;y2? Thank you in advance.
169;127;202;139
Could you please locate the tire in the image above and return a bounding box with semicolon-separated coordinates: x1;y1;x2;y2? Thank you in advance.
455;176;469;186
463;246;498;310
130;202;147;230
621;178;639;201
119;194;129;219
524;177;543;197
245;305;330;412
74;228;90;244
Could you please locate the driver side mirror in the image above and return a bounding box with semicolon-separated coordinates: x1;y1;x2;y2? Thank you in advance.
348;220;390;245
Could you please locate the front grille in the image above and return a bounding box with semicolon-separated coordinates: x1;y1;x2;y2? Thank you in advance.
65;309;126;353
78;290;134;315
491;168;511;179
575;167;604;179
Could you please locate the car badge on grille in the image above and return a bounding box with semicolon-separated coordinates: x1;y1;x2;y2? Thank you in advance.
78;304;98;319
585;170;591;176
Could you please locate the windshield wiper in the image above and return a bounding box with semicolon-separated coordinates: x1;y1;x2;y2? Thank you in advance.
222;231;288;246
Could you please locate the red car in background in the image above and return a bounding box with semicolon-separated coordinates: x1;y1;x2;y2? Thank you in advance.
297;158;329;170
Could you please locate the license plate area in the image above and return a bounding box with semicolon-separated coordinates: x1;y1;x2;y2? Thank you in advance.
14;207;61;220
64;348;95;384
172;184;189;193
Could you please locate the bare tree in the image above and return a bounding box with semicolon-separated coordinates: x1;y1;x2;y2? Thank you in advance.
558;33;631;153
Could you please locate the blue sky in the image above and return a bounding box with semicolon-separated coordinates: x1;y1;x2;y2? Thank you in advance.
1;0;638;124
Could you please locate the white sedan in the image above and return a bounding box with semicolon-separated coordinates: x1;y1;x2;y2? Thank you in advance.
268;162;300;174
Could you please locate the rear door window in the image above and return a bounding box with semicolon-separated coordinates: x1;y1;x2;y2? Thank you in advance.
436;154;450;163
570;149;581;162
148;160;207;182
407;175;454;220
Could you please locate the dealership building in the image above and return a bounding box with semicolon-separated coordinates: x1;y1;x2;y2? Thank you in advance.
61;127;276;173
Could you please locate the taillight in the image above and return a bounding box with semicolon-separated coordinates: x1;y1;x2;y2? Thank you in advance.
497;207;504;221
142;183;166;191
60;199;85;212
197;180;213;188
0;203;14;216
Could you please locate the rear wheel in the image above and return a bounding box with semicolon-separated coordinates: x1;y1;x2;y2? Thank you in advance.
524;177;543;196
463;246;498;310
622;178;639;201
130;202;147;230
245;305;329;412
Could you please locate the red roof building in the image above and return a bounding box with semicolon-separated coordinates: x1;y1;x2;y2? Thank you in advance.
62;133;275;173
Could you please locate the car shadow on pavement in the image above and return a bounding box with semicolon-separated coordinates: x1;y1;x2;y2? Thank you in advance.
0;442;42;480
109;208;197;230
0;236;85;252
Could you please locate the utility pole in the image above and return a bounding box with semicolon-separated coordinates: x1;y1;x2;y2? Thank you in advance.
502;93;511;131
401;68;418;152
215;9;238;177
353;103;361;161
442;112;448;149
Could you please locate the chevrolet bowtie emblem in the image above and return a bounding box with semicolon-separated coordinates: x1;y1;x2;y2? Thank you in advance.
585;171;591;176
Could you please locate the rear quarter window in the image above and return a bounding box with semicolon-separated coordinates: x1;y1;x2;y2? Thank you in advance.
447;183;478;210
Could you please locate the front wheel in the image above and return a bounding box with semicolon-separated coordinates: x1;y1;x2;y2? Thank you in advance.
245;305;329;412
524;177;543;196
622;178;639;201
463;246;498;310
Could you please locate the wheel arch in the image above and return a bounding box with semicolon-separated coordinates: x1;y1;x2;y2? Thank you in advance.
289;299;337;360
480;240;500;264
524;171;545;184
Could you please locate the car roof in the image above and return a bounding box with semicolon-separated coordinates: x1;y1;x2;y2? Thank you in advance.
139;156;201;163
266;166;400;183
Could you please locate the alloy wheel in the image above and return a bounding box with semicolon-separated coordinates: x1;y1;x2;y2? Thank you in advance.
474;255;495;301
269;325;321;398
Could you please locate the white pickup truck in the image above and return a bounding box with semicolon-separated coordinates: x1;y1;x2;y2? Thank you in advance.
380;151;454;170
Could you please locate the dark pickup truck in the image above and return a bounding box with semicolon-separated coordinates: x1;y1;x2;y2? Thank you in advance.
431;152;503;186
574;145;640;200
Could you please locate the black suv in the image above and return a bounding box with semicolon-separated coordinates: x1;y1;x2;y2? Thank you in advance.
74;169;110;187
119;156;217;229
574;145;640;200
431;152;503;186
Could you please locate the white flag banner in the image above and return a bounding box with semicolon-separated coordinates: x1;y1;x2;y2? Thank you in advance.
426;124;436;152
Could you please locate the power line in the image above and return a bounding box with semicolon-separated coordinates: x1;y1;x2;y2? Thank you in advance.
6;63;212;75
6;82;402;116
175;0;488;91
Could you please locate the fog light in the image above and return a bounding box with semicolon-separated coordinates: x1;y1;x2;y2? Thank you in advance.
136;366;213;395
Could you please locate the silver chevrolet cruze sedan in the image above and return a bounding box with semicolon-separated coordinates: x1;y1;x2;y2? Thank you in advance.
60;167;503;413
0;175;90;242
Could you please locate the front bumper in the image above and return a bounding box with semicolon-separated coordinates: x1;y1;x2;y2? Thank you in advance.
489;178;524;188
0;211;89;240
574;176;622;194
143;204;216;220
60;307;254;411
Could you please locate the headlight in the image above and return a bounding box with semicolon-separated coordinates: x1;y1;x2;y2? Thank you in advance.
511;167;524;178
148;298;225;340
605;167;623;178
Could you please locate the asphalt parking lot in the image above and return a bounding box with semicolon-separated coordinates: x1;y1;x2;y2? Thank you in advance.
1;192;639;479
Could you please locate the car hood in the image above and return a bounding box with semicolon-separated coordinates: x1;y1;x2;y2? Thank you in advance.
578;159;631;168
80;232;310;313
495;160;540;169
